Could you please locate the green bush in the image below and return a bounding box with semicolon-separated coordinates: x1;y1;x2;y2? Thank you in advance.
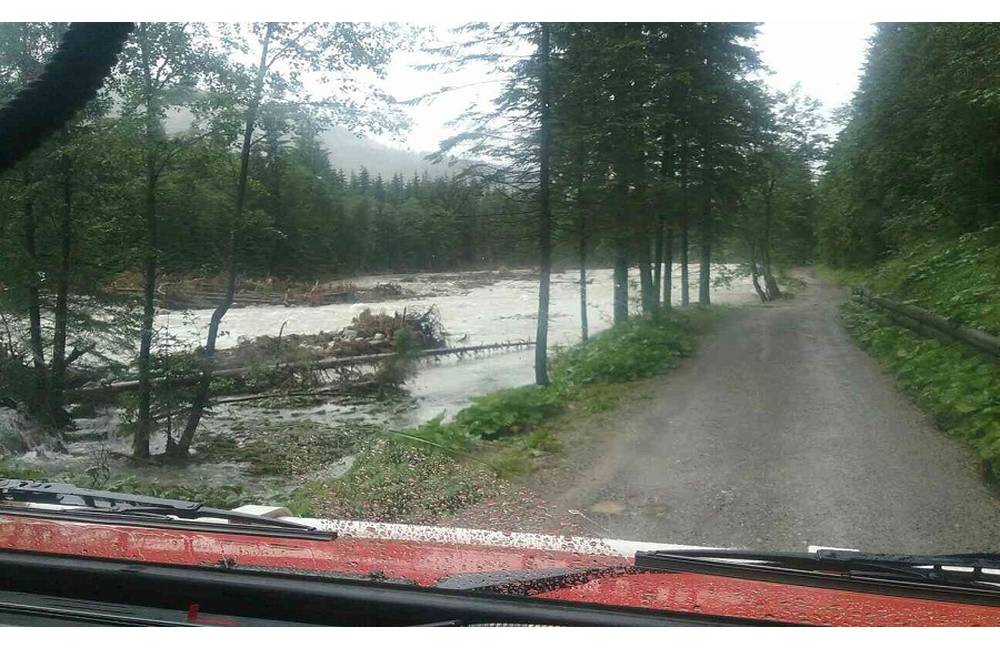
451;385;563;440
0;461;49;481
551;311;696;386
841;301;1000;480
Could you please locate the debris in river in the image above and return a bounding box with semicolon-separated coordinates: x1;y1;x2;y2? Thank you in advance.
348;307;446;349
108;272;423;309
360;282;412;300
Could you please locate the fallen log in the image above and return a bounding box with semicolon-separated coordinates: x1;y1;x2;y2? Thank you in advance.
67;339;536;400
212;382;379;405
853;287;1000;361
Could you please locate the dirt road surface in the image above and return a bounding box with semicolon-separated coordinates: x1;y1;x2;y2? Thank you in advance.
516;271;1000;552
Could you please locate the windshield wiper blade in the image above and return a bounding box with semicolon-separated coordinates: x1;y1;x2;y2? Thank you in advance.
434;565;636;595
635;549;1000;594
0;479;334;541
812;549;1000;573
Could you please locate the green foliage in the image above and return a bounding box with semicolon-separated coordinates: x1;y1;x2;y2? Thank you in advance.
818;24;1000;267
398;415;476;452
841;302;1000;480
0;461;49;481
451;385;563;440
550;311;697;385
815;264;869;289
861;227;1000;336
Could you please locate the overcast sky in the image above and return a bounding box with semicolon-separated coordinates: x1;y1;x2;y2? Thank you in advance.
369;22;876;153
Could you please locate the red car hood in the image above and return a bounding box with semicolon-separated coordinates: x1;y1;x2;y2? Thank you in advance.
1;510;997;626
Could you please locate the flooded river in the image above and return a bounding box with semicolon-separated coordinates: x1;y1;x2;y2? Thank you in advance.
161;264;757;423
10;264;757;491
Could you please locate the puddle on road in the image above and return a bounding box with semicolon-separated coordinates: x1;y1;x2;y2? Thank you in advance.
588;497;672;518
589;500;627;515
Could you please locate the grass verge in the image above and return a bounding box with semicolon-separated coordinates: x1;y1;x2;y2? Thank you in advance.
840;301;1000;481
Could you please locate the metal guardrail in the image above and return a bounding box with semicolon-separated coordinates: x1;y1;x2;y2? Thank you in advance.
852;287;1000;362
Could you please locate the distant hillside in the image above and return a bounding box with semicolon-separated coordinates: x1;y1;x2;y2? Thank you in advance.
320;127;455;179
164;106;454;179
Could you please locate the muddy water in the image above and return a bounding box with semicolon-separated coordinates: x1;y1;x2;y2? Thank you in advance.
162;264;757;424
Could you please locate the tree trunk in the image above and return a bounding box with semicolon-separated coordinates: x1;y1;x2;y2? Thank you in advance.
534;23;553;386
266;140;285;276
613;218;629;324
680;215;689;306
679;138;690;307
698;195;712;306
748;242;767;303
662;223;673;309
652;216;664;307
135;22;160;458
762;181;781;301
176;23;274;456
577;186;589;343
48;152;73;427
22;168;51;424
637;227;654;315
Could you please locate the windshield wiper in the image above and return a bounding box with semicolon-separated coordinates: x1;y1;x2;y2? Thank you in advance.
635;549;1000;599
0;479;335;541
434;565;637;595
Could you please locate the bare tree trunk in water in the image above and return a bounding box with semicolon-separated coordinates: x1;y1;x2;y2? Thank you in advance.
534;23;553;386
663;223;673;309
176;23;274;456
135;23;160;458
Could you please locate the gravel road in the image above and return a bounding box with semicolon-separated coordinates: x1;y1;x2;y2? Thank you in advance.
534;271;1000;552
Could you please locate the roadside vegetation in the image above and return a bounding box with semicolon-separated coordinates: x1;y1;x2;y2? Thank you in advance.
824;228;999;483
815;24;999;482
287;306;726;520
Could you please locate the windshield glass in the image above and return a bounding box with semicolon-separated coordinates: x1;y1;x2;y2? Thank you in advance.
0;19;998;589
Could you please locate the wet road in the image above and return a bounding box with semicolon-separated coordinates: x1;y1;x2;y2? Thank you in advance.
544;272;1000;552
